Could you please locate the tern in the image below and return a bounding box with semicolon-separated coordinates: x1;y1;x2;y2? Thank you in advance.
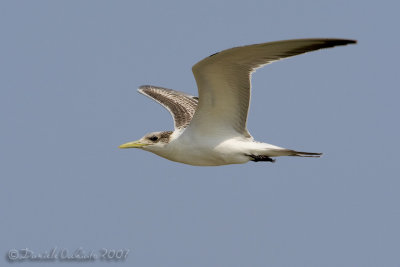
120;38;356;166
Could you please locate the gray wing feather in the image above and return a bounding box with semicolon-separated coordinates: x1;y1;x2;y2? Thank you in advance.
138;85;198;129
190;38;357;137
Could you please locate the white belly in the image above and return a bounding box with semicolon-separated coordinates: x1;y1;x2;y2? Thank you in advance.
155;137;252;166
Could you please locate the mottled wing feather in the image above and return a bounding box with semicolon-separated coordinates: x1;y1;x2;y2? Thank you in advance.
189;38;356;137
138;85;198;129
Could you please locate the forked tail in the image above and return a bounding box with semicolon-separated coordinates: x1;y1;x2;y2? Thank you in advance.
247;148;322;163
289;150;322;157
258;148;323;158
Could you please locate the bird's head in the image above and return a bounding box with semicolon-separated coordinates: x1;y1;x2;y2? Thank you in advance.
119;131;173;152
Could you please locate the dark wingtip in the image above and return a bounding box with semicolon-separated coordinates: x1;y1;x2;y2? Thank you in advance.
326;38;357;46
208;52;219;57
137;85;152;93
337;39;357;45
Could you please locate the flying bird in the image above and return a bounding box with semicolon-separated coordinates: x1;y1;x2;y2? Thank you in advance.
120;38;356;166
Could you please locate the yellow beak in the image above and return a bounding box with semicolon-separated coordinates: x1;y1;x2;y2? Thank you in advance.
119;140;149;149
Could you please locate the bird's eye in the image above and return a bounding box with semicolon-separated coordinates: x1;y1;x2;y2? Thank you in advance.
149;136;159;142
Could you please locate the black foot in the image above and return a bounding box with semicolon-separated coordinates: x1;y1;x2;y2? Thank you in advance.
247;154;276;163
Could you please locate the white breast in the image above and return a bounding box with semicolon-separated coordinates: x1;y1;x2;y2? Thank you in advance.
156;134;252;166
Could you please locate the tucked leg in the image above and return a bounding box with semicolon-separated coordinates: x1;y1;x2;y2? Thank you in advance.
247;154;276;163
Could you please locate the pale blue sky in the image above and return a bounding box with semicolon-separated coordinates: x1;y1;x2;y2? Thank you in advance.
1;1;399;266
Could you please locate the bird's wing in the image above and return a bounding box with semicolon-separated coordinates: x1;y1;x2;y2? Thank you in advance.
138;85;198;129
188;38;356;137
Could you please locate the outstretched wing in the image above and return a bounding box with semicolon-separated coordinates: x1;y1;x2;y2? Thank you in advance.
188;38;356;137
138;85;198;129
